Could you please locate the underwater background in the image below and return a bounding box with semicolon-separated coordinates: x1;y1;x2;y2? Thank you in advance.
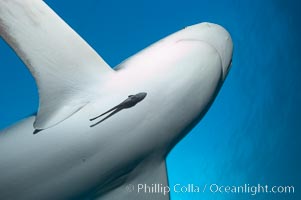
0;0;300;199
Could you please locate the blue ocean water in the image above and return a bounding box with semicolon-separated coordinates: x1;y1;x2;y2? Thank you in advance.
0;0;300;199
166;1;301;199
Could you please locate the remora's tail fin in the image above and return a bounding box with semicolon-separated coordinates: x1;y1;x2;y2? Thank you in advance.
0;0;114;130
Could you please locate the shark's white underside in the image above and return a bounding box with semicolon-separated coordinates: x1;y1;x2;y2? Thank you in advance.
0;0;233;199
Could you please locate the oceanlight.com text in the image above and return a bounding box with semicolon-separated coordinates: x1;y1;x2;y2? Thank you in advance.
125;183;295;196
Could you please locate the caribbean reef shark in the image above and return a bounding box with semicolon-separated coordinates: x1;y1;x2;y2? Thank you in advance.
0;0;233;199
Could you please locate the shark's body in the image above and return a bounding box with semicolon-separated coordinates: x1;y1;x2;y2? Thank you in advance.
0;0;233;199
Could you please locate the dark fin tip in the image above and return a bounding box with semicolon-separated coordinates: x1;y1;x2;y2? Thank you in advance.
33;129;43;135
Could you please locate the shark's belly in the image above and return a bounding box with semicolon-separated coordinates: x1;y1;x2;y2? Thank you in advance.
0;113;170;199
0;112;165;199
0;58;222;200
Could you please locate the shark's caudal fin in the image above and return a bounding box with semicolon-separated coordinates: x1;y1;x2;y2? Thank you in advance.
93;159;170;200
0;0;114;130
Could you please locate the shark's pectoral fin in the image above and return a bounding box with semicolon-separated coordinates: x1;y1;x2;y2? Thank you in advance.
93;158;170;200
0;0;114;130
